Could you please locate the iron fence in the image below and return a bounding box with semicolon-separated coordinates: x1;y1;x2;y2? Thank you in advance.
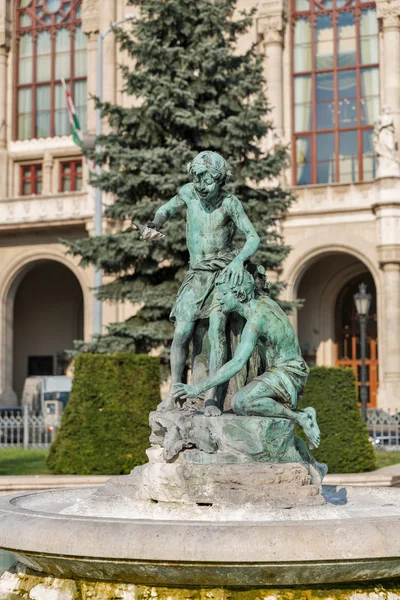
0;407;55;449
367;410;400;451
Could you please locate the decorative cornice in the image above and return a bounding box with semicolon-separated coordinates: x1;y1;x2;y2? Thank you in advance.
82;0;100;35
258;0;289;20
376;0;400;29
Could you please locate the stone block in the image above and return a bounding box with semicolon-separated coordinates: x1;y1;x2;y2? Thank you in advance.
130;461;325;507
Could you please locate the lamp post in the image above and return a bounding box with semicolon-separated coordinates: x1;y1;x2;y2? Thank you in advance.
93;13;136;336
353;283;372;422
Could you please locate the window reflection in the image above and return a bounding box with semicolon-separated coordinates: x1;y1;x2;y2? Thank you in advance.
317;133;335;183
337;12;356;67
361;68;379;125
294;75;312;132
315;15;334;69
339;131;358;183
16;0;86;140
292;1;379;185
360;9;378;64
363;130;378;180
294;19;312;72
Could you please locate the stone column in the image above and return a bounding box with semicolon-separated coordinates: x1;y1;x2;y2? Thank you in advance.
100;1;116;106
0;44;7;150
82;0;100;133
0;0;11;199
377;1;400;136
258;2;288;139
381;261;400;409
373;176;400;412
42;151;53;195
0;43;8;199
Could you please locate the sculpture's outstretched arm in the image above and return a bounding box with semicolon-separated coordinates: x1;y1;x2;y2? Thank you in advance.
152;194;185;229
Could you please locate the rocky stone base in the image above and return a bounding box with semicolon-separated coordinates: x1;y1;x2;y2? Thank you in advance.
131;410;328;507
1;564;400;600
150;411;326;471
126;460;325;507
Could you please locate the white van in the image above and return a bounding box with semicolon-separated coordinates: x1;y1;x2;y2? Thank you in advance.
22;375;72;427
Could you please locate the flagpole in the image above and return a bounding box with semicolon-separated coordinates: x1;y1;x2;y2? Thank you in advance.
93;33;103;337
93;13;136;338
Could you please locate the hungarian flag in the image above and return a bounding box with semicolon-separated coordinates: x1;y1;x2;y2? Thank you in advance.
62;79;95;171
61;78;83;147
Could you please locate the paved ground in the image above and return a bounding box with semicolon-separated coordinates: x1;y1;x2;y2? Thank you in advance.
0;464;399;496
324;463;400;487
0;475;110;496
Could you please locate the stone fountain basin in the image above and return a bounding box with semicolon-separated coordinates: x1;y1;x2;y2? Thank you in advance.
0;485;400;587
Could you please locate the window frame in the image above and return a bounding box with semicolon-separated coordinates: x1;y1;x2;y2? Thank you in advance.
20;163;43;196
291;0;379;186
14;0;86;141
59;158;83;192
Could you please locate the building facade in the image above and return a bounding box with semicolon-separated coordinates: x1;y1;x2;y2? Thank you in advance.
0;0;399;412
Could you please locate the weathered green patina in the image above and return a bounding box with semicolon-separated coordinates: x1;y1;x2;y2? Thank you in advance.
173;274;320;450
147;151;322;474
153;151;260;417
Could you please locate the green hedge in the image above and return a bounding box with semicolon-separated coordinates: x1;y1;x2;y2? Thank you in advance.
298;367;376;473
47;353;160;475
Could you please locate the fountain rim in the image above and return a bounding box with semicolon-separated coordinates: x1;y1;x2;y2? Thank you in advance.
1;486;400;586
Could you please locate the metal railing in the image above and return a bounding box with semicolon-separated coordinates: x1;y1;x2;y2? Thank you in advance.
0;407;55;449
367;409;400;451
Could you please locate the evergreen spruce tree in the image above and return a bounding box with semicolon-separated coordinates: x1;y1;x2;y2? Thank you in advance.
66;0;296;357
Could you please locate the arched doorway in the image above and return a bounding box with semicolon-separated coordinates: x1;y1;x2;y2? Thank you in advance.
294;251;379;405
335;273;378;408
12;260;84;401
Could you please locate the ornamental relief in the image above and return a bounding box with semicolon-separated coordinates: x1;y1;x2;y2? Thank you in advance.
258;15;287;45
376;0;400;26
257;0;289;43
0;0;12;50
82;0;99;34
258;0;289;20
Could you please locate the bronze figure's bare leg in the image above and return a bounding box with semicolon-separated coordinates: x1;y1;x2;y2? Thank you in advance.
204;310;228;417
231;381;320;448
157;320;195;411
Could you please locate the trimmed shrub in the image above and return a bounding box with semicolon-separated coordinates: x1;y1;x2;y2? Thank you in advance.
298;367;376;473
47;353;160;475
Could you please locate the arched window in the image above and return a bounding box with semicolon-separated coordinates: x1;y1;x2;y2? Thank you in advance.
291;0;379;185
15;0;87;140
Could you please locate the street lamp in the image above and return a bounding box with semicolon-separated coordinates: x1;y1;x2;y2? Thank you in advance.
354;282;372;421
93;13;136;336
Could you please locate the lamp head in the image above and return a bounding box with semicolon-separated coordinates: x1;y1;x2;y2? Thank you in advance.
354;282;372;317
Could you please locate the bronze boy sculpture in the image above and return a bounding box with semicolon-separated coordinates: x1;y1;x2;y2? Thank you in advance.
173;271;320;450
151;151;260;416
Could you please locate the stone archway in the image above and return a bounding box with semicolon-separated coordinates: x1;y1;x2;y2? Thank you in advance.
11;260;84;401
334;272;378;407
288;251;378;406
0;253;89;405
294;252;367;365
